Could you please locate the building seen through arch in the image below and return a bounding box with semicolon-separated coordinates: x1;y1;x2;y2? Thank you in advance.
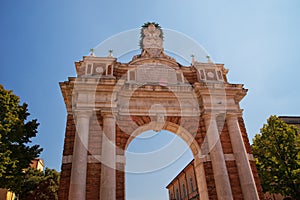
166;160;199;200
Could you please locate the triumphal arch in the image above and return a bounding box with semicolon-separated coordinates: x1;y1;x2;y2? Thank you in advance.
58;23;263;200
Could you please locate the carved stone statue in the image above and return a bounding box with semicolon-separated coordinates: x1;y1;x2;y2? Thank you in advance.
140;22;164;57
142;23;163;49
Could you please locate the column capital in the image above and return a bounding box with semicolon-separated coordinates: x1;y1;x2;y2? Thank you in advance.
202;112;217;120
73;109;93;119
101;110;116;119
202;112;226;120
101;112;116;119
226;112;242;119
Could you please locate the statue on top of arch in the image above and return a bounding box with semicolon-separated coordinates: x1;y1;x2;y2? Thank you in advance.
136;22;174;60
140;22;163;49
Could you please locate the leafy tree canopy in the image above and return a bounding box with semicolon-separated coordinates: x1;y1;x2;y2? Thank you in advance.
18;167;60;200
252;115;300;199
0;84;43;192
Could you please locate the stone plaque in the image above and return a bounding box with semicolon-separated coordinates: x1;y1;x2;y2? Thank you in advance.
136;64;177;84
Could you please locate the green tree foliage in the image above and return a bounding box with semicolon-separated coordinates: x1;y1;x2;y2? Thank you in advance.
252;115;300;199
18;167;60;200
0;84;43;192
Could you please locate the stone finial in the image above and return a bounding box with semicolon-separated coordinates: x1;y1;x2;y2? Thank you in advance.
191;54;195;65
206;55;212;63
89;48;95;56
108;49;113;57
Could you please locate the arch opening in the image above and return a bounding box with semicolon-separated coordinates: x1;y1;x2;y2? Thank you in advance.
123;121;207;200
125;130;194;200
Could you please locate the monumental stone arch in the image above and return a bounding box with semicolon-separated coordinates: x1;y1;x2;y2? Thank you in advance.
58;23;264;200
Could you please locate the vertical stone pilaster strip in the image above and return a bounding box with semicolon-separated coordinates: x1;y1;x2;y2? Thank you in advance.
184;170;189;200
69;111;91;200
204;114;233;200
227;114;259;200
194;158;209;200
177;177;182;200
100;114;116;200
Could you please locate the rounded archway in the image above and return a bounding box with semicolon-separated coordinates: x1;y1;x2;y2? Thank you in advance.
122;122;208;200
125;130;193;199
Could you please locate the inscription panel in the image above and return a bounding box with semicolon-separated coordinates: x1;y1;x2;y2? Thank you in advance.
136;64;177;84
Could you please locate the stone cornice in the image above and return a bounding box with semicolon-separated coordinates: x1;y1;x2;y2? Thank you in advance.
198;153;255;162
62;155;126;164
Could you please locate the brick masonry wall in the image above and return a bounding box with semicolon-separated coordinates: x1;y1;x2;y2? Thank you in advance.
58;163;72;200
238;117;252;154
86;163;101;199
116;163;125;200
116;124;130;153
58;114;75;199
250;161;264;199
88;113;102;156
238;117;264;198
62;114;75;156
218;118;234;154
203;161;218;200
226;161;243;200
195;117;206;150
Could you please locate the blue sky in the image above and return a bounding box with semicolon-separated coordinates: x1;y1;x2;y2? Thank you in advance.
1;1;300;199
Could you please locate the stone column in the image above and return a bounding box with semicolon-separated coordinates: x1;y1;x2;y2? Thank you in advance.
100;114;116;200
204;113;233;200
69;111;91;200
227;114;259;200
